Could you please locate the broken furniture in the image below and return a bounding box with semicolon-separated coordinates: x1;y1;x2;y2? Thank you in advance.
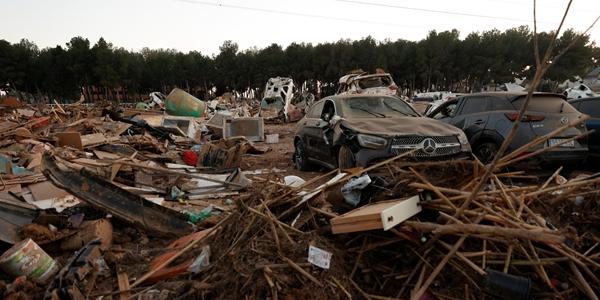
330;195;421;234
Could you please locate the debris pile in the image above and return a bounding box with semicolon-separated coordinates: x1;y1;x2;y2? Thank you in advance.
173;157;599;299
0;93;598;300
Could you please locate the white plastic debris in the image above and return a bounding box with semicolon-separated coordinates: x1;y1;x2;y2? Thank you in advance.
308;245;332;269
341;174;372;206
284;175;306;188
188;245;210;274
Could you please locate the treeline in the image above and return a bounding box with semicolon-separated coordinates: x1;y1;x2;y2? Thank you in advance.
0;26;598;101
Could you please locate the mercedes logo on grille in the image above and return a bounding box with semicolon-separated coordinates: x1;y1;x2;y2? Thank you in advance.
560;116;569;125
422;138;437;154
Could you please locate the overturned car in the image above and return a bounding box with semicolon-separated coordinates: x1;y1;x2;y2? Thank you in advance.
293;94;472;170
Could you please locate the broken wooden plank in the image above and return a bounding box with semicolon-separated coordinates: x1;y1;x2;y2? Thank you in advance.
117;273;131;300
81;133;119;147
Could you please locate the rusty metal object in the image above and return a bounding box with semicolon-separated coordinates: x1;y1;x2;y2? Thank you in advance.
42;154;191;236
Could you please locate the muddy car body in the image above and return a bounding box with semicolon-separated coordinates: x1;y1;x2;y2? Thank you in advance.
293;95;472;170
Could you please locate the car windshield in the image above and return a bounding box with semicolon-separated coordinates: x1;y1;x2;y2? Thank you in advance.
341;96;418;118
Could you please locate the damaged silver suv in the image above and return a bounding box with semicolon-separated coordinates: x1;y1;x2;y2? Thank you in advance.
293;94;472;170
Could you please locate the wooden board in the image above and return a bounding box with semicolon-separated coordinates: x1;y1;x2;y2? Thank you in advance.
81;133;119;147
28;181;70;202
330;196;421;234
56;132;83;150
93;150;122;160
117;272;131;300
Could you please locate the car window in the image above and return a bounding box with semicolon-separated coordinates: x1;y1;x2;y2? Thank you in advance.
321;100;336;121
307;101;325;118
357;76;392;89
513;96;577;113
580;100;600;118
460;97;489;114
340;96;418;118
431;102;458;120
490;97;514;110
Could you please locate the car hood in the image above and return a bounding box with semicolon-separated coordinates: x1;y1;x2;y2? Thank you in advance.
338;117;463;137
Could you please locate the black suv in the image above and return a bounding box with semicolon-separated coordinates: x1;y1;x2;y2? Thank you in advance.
293;94;472;170
569;97;600;156
427;92;588;164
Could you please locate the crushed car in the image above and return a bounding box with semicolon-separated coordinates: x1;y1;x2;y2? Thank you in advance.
259;77;313;122
293;94;472;170
427;92;589;164
563;83;599;99
336;72;398;96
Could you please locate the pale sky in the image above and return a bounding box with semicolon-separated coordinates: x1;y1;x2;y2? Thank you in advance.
2;0;599;55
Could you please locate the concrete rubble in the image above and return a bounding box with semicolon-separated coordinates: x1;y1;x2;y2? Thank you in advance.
0;88;598;300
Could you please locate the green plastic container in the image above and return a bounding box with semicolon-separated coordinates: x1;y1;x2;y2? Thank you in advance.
165;88;207;117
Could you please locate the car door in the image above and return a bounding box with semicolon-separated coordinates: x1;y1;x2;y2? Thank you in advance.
301;100;325;159
313;99;338;164
452;96;490;141
579;99;600;152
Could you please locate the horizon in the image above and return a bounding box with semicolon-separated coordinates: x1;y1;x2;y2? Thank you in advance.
2;0;599;56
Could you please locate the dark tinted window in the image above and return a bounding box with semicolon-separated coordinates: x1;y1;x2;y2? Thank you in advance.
513;96;577;113
490;98;514;110
579;100;600;118
308;101;325;118
460;97;489;114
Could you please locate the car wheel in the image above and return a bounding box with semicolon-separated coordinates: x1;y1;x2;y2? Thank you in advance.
338;146;356;169
474;142;499;164
294;140;311;171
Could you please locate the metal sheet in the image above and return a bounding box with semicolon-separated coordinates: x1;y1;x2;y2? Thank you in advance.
42;155;191;236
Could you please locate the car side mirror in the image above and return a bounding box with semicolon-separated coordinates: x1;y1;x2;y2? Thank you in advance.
317;119;329;129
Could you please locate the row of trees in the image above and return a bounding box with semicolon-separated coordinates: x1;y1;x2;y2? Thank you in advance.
0;26;598;101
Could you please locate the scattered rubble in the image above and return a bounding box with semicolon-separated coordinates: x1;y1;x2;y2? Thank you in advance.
0;87;598;300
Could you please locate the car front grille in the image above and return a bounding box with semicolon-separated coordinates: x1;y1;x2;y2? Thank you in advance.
391;135;462;157
392;136;458;145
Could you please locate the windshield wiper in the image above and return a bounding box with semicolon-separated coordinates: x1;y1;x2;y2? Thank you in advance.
383;101;414;117
349;105;387;118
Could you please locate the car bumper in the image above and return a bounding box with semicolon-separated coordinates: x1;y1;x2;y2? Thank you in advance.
353;148;471;167
537;148;588;164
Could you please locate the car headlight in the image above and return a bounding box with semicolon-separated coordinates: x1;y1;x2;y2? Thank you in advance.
457;133;471;151
357;134;388;149
457;133;469;145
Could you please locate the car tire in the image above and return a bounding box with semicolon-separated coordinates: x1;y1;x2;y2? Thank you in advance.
294;140;311;171
338;146;356;169
474;142;499;164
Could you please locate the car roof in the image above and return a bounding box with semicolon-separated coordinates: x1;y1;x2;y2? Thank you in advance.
324;94;401;104
327;94;399;100
459;91;566;101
